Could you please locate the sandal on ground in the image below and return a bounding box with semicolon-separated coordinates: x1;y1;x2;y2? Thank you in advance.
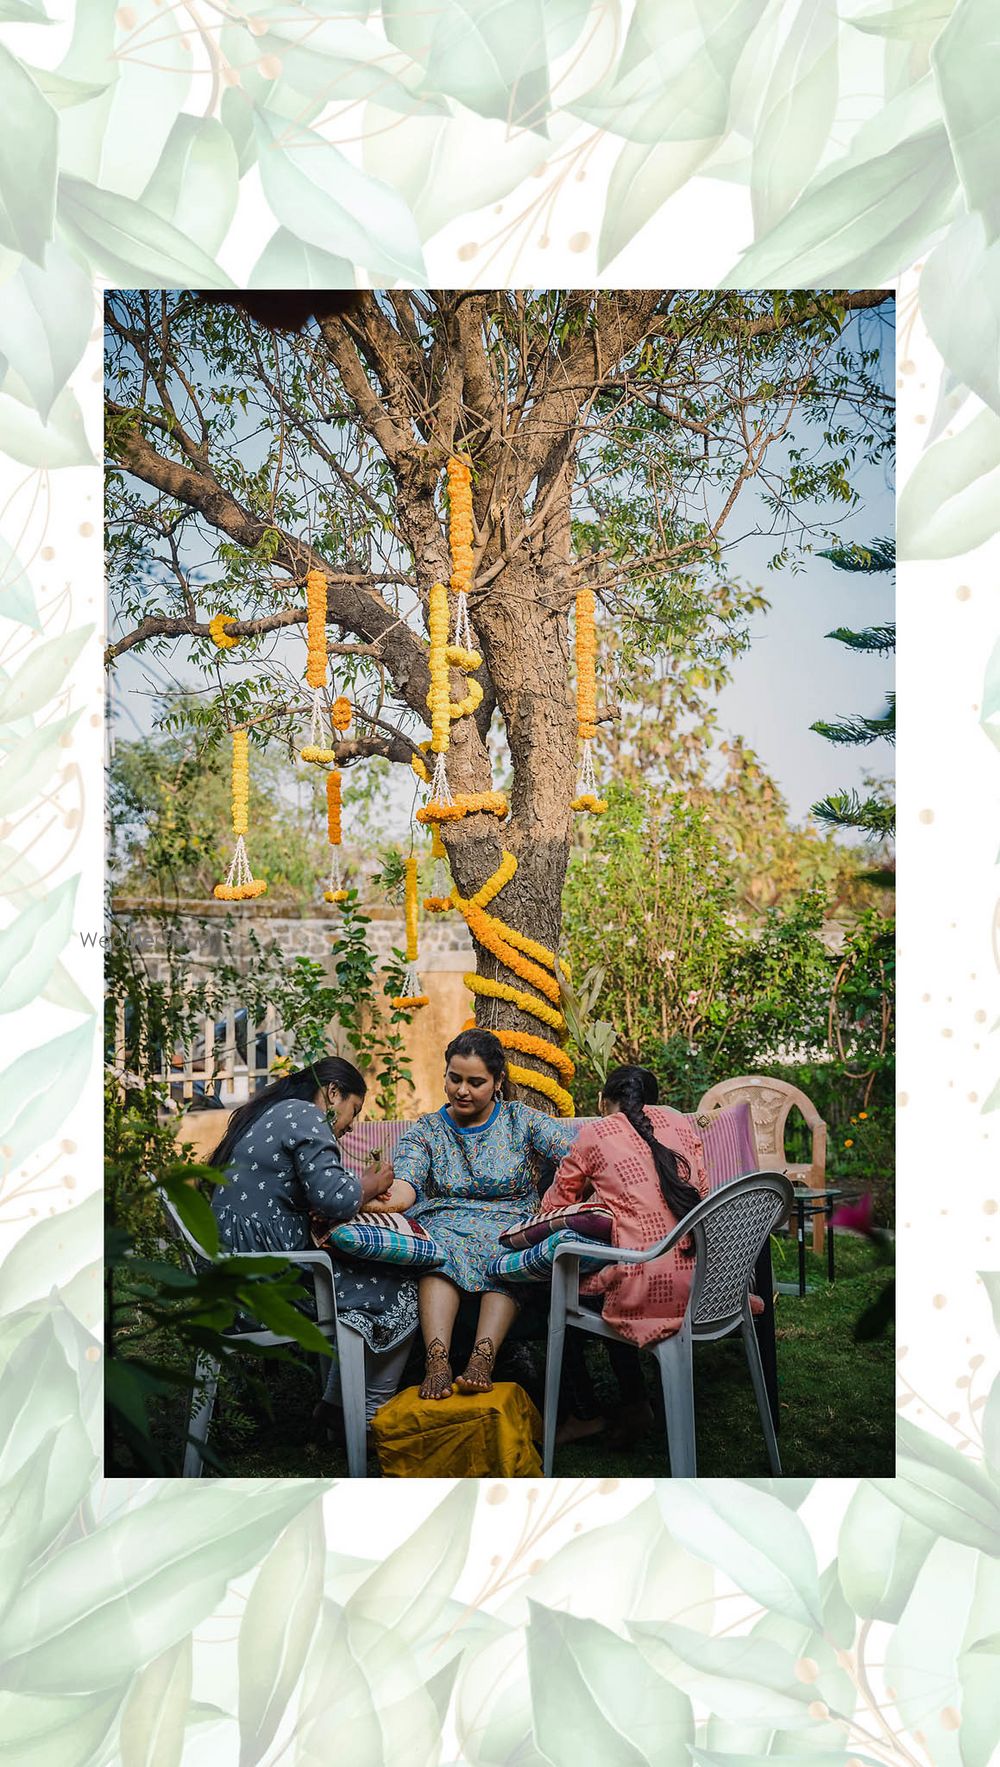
419;1338;454;1401
455;1336;496;1395
555;1412;606;1447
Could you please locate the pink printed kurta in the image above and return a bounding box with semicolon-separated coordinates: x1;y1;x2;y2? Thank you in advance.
538;1107;710;1347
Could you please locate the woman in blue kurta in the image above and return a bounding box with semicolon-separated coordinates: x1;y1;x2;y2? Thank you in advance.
389;1029;576;1399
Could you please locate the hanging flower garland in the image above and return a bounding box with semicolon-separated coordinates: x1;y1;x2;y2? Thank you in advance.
418;458;506;825
300;569;337;763
424;824;452;913
209;614;238;650
450;850;575;1115
323;768;348;904
392;855;429;1009
331;695;352;732
214;730;267;900
571;588;608;814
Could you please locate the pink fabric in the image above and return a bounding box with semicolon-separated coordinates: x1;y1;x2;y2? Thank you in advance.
539;1106;710;1348
338;1120;408;1171
686;1102;758;1191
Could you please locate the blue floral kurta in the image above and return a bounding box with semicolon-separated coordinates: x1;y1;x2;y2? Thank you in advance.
392;1100;577;1294
211;1097;418;1351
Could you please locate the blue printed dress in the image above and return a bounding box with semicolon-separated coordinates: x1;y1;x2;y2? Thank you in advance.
211;1097;418;1351
391;1100;577;1295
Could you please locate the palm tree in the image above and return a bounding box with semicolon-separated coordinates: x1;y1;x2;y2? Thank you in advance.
810;540;895;845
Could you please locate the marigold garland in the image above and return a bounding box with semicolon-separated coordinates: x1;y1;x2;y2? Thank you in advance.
331;696;352;731
305;570;328;689
392;853;428;1010
322;769;348;904
464;974;566;1033
214;729;267;901
506;1061;575;1117
447;455;474;596
573;588;607;815
424;823;452;913
416;790;507;825
208;613;238;650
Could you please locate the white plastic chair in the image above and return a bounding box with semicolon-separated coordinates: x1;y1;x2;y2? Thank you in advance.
161;1198;370;1478
542;1172;794;1477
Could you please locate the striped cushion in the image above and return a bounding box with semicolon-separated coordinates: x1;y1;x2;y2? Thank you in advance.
338;1121;410;1170
310;1210;444;1269
499;1202;614;1250
487;1229;611;1283
685;1102;758;1190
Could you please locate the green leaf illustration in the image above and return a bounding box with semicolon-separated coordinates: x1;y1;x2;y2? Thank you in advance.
723;124;956;286
932;0;1000;239
978;1269;1000;1333
837;1480;936;1620
346;1482;476;1650
571;0;760;143
0;1019;94;1169
0;372;93;467
0;1193;101;1323
384;0;553;127
0;1479;331;1695
119;1636;192;1767
850;0;953;41
0;0;51;19
20;65;108;108
141;116;238;259
242;15;445;118
628;1617;821;1729
0;249;92;424
751;0;839;233
599;138;719;273
296;1601;382;1765
237;1500;324;1766
983;1372;1000;1474
871;1418;1000;1554
0;1313;98;1557
56;174;233;288
0;537;40;630
0;625;91;725
0;43;57;263
898;406;1000;558
249;228;353;290
0;1435;52;1626
0;873;80;1013
527;1601;693;1767
742;1479;815;1509
362;103;552;244
41;958;93;1019
921;214;1000;416
655;1480;824;1629
886;1538;981;1767
0;1689;123;1767
253;109;425;284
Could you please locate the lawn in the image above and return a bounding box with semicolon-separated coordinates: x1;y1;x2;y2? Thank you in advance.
144;1233;893;1480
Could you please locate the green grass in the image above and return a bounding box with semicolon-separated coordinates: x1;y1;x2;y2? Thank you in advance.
142;1233;893;1479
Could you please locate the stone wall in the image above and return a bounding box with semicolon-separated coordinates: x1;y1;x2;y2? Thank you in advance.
110;897;475;1115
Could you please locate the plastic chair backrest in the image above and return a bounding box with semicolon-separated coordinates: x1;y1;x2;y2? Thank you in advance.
697;1076;827;1190
685;1173;794;1329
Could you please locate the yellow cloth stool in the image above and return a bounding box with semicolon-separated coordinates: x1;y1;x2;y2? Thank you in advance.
371;1381;543;1478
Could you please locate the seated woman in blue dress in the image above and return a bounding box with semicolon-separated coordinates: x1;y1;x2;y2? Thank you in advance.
208;1055;418;1425
388;1029;576;1400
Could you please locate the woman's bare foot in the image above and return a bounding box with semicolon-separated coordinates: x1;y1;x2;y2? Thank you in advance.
419;1338;454;1400
455;1335;496;1394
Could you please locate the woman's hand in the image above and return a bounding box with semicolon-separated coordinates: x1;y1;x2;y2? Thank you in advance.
363;1178;417;1216
360;1157;395;1206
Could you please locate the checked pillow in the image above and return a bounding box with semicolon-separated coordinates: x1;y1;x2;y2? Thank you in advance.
498;1201;614;1251
311;1211;445;1270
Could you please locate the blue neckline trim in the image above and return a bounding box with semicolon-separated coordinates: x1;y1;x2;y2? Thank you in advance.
439;1099;503;1135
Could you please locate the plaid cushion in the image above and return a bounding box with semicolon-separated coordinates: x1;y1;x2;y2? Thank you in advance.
499;1201;615;1251
310;1210;444;1269
487;1229;612;1283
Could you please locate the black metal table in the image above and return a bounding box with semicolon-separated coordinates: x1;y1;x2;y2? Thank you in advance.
776;1185;843;1298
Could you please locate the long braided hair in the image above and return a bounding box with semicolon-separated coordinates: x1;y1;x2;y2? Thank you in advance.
600;1065;702;1229
207;1055;367;1170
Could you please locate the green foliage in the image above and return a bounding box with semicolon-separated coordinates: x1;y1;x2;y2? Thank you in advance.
105;1076;331;1476
328;890;414;1117
812;791;896;839
810;539;896;840
812;694;896;747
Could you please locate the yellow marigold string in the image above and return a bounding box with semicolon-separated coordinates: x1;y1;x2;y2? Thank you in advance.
464;974;566;1033
417;790;507;825
322;768;348;904
392;853;428;1010
506;1061;575;1117
208;613;238;650
572;588;607;815
331;696;352;732
305;570;328;689
424;823;452;913
214;729;267;901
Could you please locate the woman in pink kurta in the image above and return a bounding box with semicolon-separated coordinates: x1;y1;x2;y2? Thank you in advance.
539;1065;709;1348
